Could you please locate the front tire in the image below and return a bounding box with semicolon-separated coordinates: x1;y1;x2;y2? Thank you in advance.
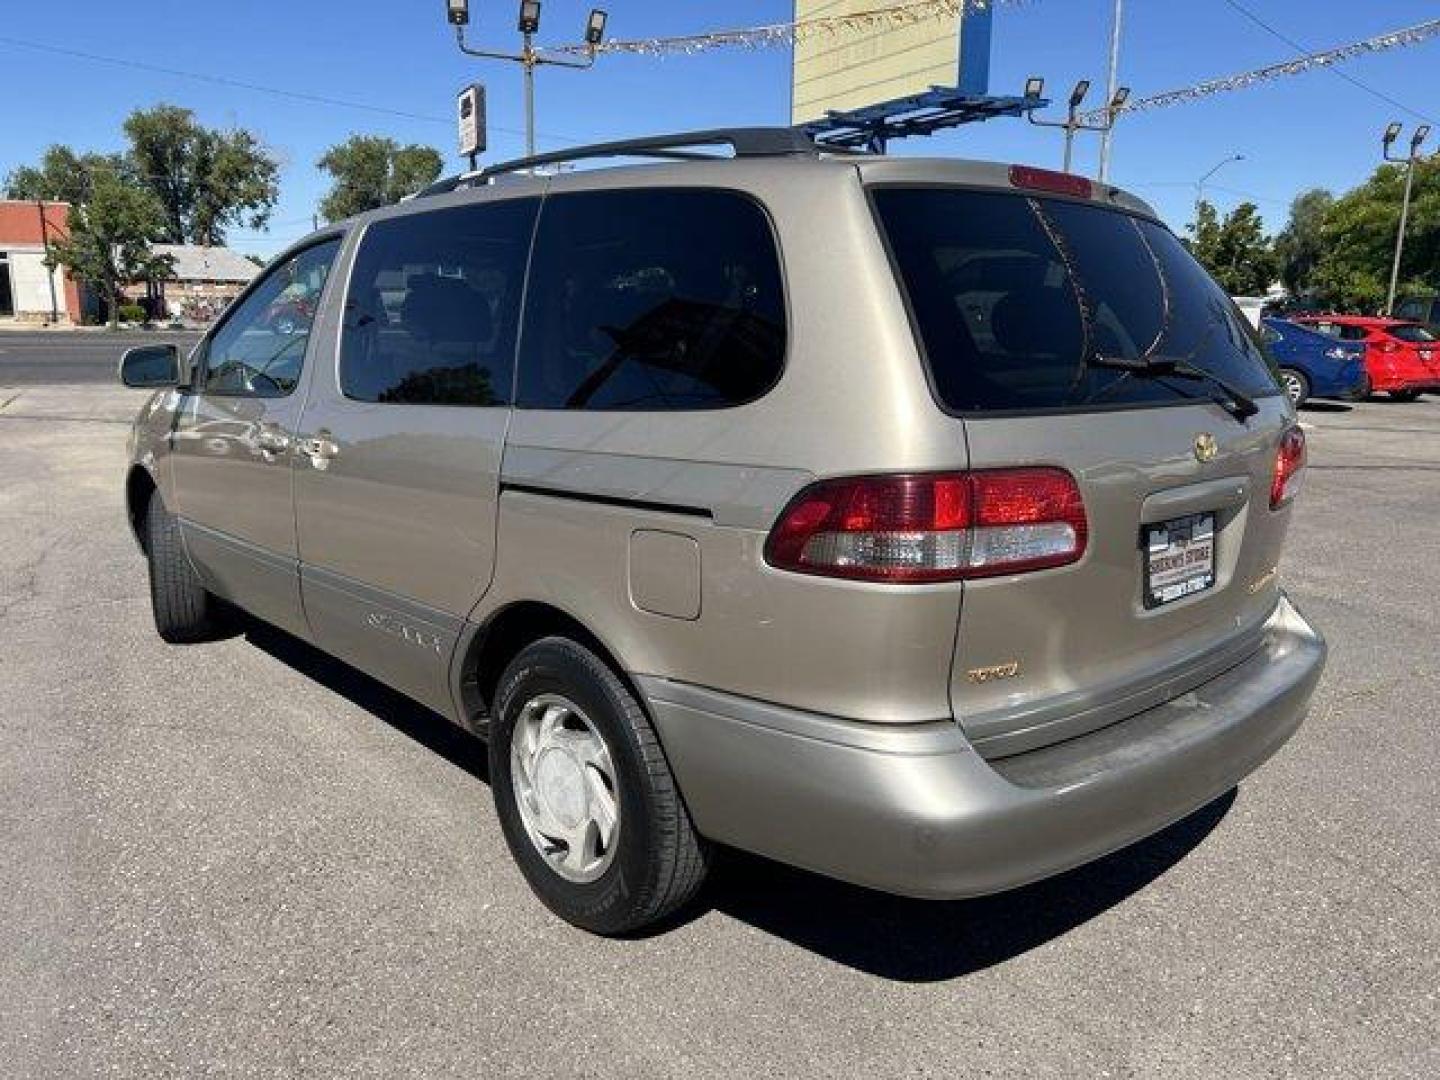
1278;368;1309;408
144;494;220;643
490;637;710;934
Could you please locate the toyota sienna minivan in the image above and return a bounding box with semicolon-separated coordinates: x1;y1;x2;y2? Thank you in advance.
119;129;1326;934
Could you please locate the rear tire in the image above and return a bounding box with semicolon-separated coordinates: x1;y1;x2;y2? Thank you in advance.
1278;368;1309;408
144;494;220;644
1390;389;1421;402
490;636;710;935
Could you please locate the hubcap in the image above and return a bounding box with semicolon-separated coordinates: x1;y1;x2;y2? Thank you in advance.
509;694;620;883
1281;371;1303;404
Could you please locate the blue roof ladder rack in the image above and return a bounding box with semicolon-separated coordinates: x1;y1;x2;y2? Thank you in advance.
799;3;1044;154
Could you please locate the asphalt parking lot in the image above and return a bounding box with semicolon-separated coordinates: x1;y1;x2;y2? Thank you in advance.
1;360;1436;1076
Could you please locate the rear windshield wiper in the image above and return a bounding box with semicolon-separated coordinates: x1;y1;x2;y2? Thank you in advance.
1089;354;1259;422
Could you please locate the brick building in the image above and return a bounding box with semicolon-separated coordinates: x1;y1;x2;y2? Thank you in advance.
0;200;83;325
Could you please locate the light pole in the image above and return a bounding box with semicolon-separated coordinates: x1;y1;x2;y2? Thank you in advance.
1025;77;1130;175
446;0;608;159
1194;153;1244;227
1098;0;1124;181
1382;121;1430;316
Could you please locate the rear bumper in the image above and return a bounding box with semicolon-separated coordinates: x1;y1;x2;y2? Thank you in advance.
640;594;1324;899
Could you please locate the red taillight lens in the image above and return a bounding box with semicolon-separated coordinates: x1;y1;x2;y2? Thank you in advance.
764;469;1087;583
1008;164;1093;199
1271;426;1306;509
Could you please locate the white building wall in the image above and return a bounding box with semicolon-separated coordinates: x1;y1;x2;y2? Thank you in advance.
3;247;65;316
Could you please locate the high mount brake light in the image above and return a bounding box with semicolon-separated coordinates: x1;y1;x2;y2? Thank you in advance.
1271;426;1307;509
1008;165;1094;199
764;469;1088;583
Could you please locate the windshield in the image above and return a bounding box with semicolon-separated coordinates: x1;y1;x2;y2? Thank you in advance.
1388;324;1437;343
872;187;1280;413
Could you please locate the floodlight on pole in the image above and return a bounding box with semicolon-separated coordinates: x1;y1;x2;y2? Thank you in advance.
586;9;608;48
1382;121;1427;314
1027;74;1125;176
447;0;607;162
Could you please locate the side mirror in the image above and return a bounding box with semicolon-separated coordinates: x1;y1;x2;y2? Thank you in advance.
118;344;181;388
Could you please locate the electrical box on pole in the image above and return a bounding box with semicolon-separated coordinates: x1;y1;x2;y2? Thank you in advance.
457;83;487;163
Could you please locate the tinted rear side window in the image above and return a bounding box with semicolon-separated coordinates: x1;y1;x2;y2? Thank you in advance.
1388;324;1437;343
517;189;786;411
340;198;538;406
872;188;1279;413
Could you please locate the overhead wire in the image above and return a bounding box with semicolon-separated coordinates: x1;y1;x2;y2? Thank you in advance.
1216;0;1437;126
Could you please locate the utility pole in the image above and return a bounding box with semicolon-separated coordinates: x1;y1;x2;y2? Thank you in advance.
35;200;60;325
1025;77;1129;175
1098;0;1124;182
1194;154;1244;231
446;0;608;160
1381;121;1430;316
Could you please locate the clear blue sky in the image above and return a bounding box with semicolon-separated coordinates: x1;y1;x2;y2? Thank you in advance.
3;1;1437;256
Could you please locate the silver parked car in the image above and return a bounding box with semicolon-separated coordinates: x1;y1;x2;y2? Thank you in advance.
120;129;1325;934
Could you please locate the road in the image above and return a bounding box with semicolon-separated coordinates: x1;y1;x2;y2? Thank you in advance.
0;384;1436;1078
0;330;202;386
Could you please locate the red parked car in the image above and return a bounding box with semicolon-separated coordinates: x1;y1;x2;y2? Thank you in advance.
1291;315;1440;401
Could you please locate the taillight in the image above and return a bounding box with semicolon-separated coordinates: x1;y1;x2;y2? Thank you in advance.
1271;426;1306;509
1008;164;1093;199
764;469;1088;583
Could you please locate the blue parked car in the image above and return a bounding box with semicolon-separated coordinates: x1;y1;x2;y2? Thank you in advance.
1260;316;1369;406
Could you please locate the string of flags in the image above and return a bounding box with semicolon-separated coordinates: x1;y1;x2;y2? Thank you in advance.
1079;18;1440;122
555;0;1015;58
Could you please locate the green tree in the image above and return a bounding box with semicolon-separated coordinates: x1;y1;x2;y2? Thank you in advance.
123;104;280;245
4;146;132;205
1310;161;1440;312
317;136;444;222
1273;188;1334;299
1188;200;1278;296
44;162;174;328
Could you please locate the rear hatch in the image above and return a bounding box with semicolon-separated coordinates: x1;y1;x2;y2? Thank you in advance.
872;177;1297;758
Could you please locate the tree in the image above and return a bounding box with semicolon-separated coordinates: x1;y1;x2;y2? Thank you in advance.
44;162;173;328
1188;200;1278;296
5;146;132;205
1273;188;1334;299
123;104;280;245
1310;161;1440;312
317;136;444;222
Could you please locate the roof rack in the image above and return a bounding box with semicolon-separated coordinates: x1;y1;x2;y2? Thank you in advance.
415;126;836;198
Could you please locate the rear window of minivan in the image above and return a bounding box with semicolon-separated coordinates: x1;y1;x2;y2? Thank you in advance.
872;187;1280;414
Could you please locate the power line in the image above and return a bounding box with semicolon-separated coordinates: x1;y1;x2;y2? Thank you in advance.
1217;0;1437;126
1081;17;1440;122
0;34;587;146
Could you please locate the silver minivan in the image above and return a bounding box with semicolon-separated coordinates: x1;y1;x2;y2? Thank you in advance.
120;129;1326;934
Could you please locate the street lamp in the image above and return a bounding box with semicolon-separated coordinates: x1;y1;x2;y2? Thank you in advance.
1026;76;1130;174
1382;121;1429;315
447;1;609;159
1195;153;1244;227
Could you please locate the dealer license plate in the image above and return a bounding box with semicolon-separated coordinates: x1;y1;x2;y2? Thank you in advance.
1143;513;1216;608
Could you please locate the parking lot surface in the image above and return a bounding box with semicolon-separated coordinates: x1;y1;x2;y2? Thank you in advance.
1;374;1436;1078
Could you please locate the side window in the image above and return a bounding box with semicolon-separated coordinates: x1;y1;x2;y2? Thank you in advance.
339;198;537;406
1338;325;1367;341
517;189;787;411
201;239;340;397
